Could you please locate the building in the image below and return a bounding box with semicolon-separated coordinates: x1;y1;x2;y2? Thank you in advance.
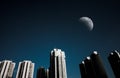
79;51;108;78
108;50;120;78
50;48;67;78
85;56;97;78
79;61;87;78
90;51;108;78
0;60;16;78
37;67;49;78
80;57;97;78
16;60;35;78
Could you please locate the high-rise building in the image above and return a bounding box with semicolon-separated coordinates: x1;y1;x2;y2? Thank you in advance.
108;50;120;78
90;51;108;78
79;61;87;78
37;67;49;78
79;56;97;78
0;60;16;78
16;60;35;78
46;69;49;78
84;56;97;78
79;51;108;78
50;48;67;78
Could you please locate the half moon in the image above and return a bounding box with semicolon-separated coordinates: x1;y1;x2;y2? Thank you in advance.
79;17;94;31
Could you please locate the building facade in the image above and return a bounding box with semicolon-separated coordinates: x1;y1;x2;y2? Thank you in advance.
16;60;35;78
90;51;108;78
108;50;120;78
0;60;15;78
50;49;67;78
79;51;108;78
79;61;87;78
37;67;49;78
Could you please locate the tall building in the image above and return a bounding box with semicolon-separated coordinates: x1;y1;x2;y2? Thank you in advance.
79;61;87;78
37;67;49;78
46;69;49;78
79;57;97;78
84;56;97;78
0;60;16;78
79;51;108;78
108;50;120;78
50;48;67;78
90;51;108;78
16;60;35;78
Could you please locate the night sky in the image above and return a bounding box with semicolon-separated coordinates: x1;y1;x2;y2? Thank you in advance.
0;0;120;78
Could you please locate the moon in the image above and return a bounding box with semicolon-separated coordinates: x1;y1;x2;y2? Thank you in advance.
79;17;94;31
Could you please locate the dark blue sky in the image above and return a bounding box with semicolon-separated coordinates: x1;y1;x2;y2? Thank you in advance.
0;0;120;78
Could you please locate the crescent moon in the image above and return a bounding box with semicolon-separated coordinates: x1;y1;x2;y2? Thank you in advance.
79;17;94;31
